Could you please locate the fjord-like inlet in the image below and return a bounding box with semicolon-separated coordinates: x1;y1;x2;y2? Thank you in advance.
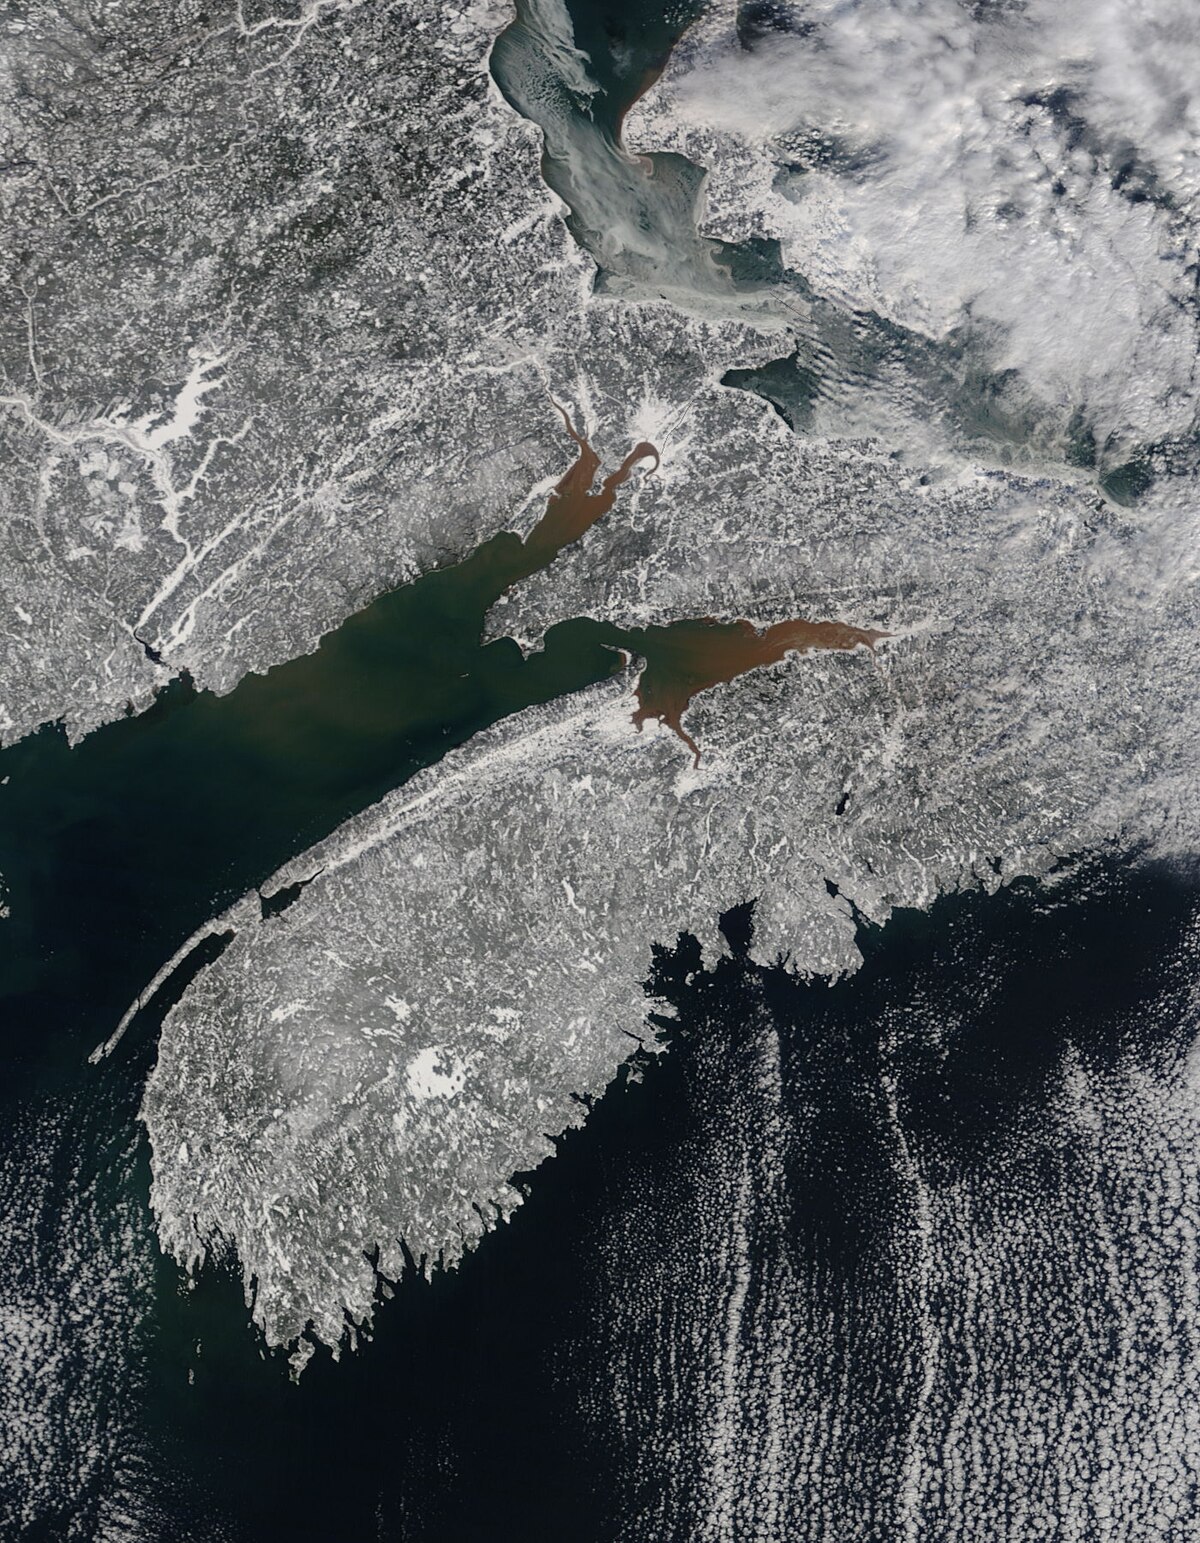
515;404;658;580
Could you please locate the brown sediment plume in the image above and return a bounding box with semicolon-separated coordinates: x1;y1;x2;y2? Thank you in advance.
622;616;889;766
513;402;659;585
491;407;883;769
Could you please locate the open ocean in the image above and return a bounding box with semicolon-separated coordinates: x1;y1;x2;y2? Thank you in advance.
2;3;1197;1538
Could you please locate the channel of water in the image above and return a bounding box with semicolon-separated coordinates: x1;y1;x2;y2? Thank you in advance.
0;3;870;1535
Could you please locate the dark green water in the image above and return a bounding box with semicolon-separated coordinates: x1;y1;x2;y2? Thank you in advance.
4;422;656;1058
1;2;1192;1538
0;497;626;1061
0;6;710;1535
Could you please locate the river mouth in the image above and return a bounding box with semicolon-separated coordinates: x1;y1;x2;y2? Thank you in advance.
489;0;771;307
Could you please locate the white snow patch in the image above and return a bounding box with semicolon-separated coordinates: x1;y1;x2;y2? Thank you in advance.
405;1046;468;1100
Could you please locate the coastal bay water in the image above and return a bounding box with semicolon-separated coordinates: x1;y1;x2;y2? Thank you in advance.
0;1;1193;1538
0;409;655;1046
0;386;868;1535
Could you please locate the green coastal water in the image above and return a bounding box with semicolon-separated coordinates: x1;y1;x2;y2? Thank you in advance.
0;5;1195;1539
0;415;661;1060
0;0;720;1065
0;515;617;1059
0;9;741;1534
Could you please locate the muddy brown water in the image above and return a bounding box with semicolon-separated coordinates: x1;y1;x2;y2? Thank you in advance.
626;615;888;764
528;409;884;763
514;403;659;581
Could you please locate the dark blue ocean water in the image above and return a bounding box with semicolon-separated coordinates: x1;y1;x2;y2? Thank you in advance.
116;861;1200;1541
0;2;1196;1537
